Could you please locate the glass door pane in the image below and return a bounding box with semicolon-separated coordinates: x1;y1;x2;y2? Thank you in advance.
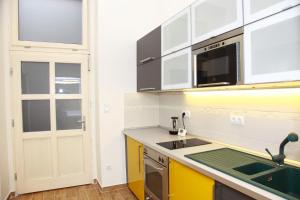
21;62;49;94
22;100;51;132
18;0;83;44
145;165;163;200
55;63;81;94
56;99;82;130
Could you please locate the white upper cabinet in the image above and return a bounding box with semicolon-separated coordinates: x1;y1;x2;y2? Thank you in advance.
161;47;192;90
191;0;243;45
243;0;300;24
244;6;300;84
161;7;192;56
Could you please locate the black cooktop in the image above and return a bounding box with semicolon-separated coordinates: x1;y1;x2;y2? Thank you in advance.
157;138;211;150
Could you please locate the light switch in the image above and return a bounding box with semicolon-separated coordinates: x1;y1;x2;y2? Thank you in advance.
104;104;110;113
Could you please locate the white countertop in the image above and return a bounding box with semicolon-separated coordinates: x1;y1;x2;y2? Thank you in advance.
123;126;286;200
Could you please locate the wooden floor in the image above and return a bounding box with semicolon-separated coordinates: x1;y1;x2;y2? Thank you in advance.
13;184;137;200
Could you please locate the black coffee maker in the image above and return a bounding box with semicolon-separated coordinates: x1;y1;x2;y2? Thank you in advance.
169;116;179;135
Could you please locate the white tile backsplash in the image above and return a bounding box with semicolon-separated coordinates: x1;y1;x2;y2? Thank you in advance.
124;90;300;162
159;91;300;162
124;93;159;129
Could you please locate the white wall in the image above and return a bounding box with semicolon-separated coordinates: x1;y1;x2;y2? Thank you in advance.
159;90;300;162
95;0;194;187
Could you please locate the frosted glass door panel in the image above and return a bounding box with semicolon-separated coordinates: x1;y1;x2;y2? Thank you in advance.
244;6;300;84
162;7;191;56
21;62;49;94
22;100;51;132
18;0;82;44
56;99;82;130
243;0;300;24
192;0;243;44
55;63;81;94
162;48;192;90
250;0;283;13
164;55;188;85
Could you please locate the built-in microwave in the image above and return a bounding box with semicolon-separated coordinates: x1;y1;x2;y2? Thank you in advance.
193;30;243;88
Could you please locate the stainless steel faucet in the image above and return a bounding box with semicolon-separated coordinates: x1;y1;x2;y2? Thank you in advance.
265;133;298;166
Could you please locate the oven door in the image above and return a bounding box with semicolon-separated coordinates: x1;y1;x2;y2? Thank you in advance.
144;156;168;200
193;35;243;87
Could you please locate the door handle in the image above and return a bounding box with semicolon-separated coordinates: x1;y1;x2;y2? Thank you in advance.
77;116;86;131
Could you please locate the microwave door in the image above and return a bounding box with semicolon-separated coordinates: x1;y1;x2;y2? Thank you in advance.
196;43;238;87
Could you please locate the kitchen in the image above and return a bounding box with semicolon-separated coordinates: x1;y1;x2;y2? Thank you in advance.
0;0;300;200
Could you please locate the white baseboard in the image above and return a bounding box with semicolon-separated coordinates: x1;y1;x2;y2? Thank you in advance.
4;191;15;200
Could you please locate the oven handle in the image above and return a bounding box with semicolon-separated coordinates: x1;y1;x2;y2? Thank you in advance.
150;165;164;171
197;82;230;87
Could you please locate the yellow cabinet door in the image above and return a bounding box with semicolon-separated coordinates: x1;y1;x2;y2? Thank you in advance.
127;136;144;200
169;159;215;200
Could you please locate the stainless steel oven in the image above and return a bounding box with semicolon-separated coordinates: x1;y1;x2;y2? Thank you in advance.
193;31;243;88
144;146;168;200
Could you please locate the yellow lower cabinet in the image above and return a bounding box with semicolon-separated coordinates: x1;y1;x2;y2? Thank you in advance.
126;136;144;200
169;159;215;200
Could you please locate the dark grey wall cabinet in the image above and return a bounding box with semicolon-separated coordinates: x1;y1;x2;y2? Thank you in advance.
137;26;161;92
137;26;161;65
137;58;161;91
214;182;255;200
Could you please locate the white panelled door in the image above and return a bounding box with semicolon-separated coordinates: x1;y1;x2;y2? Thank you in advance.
12;52;92;194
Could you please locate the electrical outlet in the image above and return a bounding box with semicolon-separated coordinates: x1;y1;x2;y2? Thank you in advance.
230;115;245;126
182;110;191;119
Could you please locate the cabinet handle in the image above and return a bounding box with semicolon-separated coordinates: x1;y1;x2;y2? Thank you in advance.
138;145;142;173
139;88;156;91
197;82;230;87
140;57;155;64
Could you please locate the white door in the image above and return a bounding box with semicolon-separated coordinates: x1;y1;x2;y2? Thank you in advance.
12;52;92;194
244;5;300;84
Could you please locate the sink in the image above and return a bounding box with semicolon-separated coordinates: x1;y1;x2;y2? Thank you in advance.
185;148;300;199
233;162;274;175
252;167;300;199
